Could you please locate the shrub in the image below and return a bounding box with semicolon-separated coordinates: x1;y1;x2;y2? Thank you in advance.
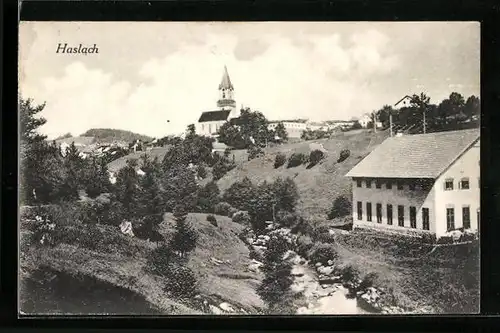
147;244;176;276
222;177;256;211
171;206;198;258
296;234;314;258
340;264;360;284
133;214;164;242
437;235;454;245
247;146;264;161
274;153;287;169
359;272;379;290
196;165;207;179
206;214;218;227
327;195;352;219
275;210;299;228
286;153;306;168
308;150;325;168
214;202;234;217
338;149;351;163
309;243;338;265
249;247;263;261
163;263;198;299
232;210;251;225
228;206;238;218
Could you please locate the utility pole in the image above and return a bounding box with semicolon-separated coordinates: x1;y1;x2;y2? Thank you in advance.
422;106;427;134
389;113;393;137
372;111;377;133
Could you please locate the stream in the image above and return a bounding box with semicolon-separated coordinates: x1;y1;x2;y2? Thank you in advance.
291;257;370;315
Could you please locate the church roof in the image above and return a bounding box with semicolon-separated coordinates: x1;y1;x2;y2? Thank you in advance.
198;110;231;123
219;66;234;90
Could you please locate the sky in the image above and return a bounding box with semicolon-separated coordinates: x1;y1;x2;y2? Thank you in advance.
19;22;480;139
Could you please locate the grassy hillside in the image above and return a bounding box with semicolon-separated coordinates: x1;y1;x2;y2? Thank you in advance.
106;147;172;173
81;128;154;143
20;212;263;315
217;129;390;218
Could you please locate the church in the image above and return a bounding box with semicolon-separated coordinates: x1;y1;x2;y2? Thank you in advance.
196;66;240;137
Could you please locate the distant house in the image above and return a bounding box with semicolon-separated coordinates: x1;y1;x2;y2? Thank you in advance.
358;113;382;129
345;129;480;238
268;120;308;138
55;136;97;156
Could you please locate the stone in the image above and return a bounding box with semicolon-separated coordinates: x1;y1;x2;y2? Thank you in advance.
209;305;223;315
219;302;236;313
315;262;322;267
327;260;334;266
317;266;334;276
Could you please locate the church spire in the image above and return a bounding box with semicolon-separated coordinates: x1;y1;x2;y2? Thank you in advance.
219;65;234;90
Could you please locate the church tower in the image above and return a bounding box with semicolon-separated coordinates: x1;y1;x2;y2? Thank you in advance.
217;65;238;119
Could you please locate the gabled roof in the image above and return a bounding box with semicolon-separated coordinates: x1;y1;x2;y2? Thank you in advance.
345;129;480;179
219;65;234;90
198;110;231;123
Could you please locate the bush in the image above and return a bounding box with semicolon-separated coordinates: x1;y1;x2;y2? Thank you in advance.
196;165;207;179
340;264;360;284
286;153;306;168
296;234;314;258
206;214;218;227
247;146;264;161
249;247;263;261
327;195;352;219
214;202;233;217
274;153;287;169
275;210;299;228
308;150;325;168
338;149;350;163
147;244;176;276
232;210;251;225
163;263;198;299
359;272;379;290
309;243;338;265
437;235;454;244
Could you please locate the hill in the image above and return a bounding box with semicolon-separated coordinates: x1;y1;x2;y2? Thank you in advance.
217;129;390;218
106;147;171;174
81;128;154;143
19;211;263;315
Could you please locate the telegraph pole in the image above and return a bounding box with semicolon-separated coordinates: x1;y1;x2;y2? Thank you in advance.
372;111;377;133
389;113;393;137
422;106;427;134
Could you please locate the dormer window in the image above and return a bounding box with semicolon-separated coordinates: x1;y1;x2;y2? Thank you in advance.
459;177;470;190
444;178;454;191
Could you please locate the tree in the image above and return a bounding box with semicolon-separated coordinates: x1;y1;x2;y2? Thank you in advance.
162;164;199;212
170;205;198;258
222;177;256;211
20;97;47;145
217;107;270;149
275;122;288;142
61;142;84;199
327;195;351;219
257;234;294;313
248;181;276;231
464;95;480;119
197;181;220;213
113;159;141;218
272;177;299;213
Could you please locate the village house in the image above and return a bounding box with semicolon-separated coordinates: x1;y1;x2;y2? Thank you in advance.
267;120;308;138
345;129;480;238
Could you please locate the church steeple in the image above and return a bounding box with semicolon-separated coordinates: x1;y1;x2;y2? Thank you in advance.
219;65;234;90
217;65;237;118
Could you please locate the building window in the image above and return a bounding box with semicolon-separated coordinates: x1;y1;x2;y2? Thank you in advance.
398;205;404;227
397;182;404;190
356;179;362;188
422;208;429;230
444;178;454;191
463;206;471;229
410;206;417;228
375;181;382;189
409;183;416;191
459;178;470;190
376;203;382;223
446;207;455;231
366;180;372;188
357;201;362;220
387;204;393;225
366;202;372;222
386;182;392;190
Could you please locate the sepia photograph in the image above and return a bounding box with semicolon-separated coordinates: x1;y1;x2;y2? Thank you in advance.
18;21;480;316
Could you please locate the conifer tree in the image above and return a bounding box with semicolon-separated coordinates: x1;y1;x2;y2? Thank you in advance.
170;204;198;258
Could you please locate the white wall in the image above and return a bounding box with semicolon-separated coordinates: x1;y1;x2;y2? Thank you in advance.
351;178;436;235
196;120;226;136
434;140;480;237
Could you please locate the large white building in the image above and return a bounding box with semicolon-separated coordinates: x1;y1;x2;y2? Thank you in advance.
196;66;239;137
345;129;480;238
